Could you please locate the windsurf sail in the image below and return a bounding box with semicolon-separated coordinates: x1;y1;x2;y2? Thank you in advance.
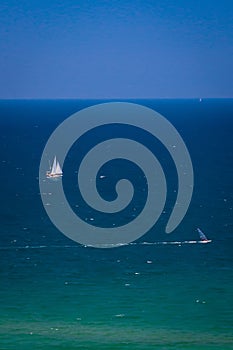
197;228;208;241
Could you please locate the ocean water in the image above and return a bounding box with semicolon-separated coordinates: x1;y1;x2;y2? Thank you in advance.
0;99;233;349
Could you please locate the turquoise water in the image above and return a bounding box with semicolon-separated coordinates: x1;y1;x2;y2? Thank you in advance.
0;99;232;349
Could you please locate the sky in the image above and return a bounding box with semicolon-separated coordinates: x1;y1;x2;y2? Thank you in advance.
0;0;233;99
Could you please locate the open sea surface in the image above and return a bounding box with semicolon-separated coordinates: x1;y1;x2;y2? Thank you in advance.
0;99;233;349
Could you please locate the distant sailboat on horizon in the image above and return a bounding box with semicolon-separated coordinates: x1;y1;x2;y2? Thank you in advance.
46;156;63;179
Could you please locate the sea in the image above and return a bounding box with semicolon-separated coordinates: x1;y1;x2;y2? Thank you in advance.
0;99;232;349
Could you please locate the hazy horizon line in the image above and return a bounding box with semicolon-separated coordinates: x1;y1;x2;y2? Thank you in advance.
0;97;233;101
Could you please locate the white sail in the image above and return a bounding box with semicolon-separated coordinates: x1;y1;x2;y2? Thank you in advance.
51;156;57;174
55;160;63;175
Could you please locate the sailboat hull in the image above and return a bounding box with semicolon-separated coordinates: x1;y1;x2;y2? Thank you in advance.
46;172;63;179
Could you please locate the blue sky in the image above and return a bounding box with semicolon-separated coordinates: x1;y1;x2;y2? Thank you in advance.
1;0;233;98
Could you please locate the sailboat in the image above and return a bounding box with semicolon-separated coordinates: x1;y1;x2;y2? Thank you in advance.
197;228;212;243
46;156;63;179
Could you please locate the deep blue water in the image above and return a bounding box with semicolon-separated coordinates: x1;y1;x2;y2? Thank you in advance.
0;99;233;349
